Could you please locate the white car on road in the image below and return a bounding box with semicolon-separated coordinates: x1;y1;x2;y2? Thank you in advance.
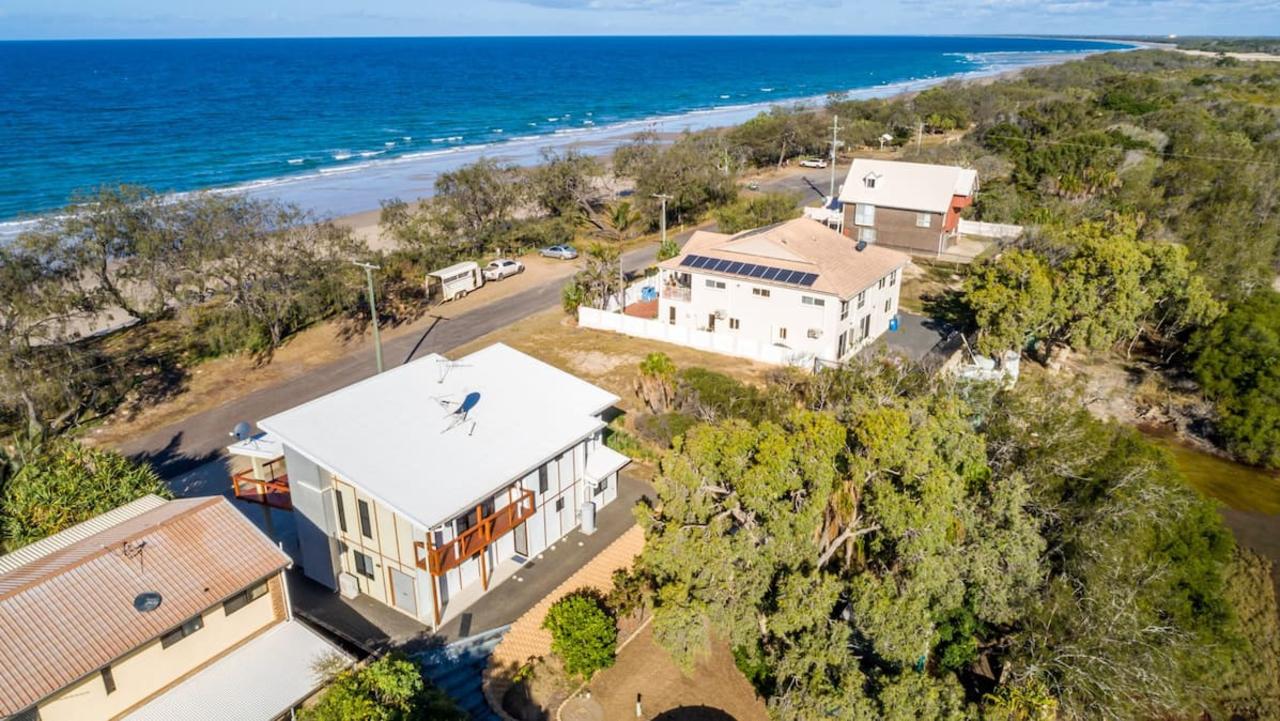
539;245;579;260
482;258;525;281
798;157;828;168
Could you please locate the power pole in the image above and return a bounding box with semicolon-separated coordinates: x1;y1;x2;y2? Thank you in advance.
652;193;672;246
829;114;841;200
352;261;383;373
916;120;924;154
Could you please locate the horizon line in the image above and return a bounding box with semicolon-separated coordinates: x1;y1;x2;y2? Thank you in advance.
0;33;1163;43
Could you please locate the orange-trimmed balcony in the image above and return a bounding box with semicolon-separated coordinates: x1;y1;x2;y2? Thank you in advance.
231;456;292;510
414;487;536;581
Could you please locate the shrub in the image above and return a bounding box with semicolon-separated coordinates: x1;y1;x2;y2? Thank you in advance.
300;652;464;721
635;412;698;449
1;439;172;552
542;590;618;680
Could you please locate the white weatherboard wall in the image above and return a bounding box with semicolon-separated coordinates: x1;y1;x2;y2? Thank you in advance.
579;307;811;366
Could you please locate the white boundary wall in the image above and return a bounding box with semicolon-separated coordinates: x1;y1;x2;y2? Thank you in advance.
578;307;815;367
959;219;1023;240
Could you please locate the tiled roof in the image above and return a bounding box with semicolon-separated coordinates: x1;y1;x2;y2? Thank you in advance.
659;218;910;299
0;497;291;716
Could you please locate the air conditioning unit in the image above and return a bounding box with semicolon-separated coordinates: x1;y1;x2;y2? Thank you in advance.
714;310;727;320
808;328;823;340
338;572;360;599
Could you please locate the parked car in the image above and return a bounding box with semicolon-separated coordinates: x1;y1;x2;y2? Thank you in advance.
799;157;828;169
540;245;579;260
482;258;525;281
746;181;760;190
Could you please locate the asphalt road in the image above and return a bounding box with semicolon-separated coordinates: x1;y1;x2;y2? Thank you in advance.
117;236;687;478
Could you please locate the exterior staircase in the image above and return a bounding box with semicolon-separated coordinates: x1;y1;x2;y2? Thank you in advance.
417;625;509;721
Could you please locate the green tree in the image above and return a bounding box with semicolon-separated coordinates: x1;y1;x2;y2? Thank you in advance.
615;132;739;225
542;591;618;680
963;250;1056;355
712;192;801;234
0;438;171;551
300;653;465;721
434;158;525;242
525;148;603;220
1191;290;1280;468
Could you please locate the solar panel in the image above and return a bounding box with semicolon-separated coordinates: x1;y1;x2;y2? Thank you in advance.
678;254;820;289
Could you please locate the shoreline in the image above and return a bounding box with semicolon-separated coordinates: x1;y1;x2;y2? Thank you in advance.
0;41;1136;242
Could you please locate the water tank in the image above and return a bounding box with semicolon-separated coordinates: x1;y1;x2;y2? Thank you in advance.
338;572;360;599
580;501;597;535
889;316;900;332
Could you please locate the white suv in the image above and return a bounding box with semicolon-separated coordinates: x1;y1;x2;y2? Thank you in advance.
798;157;828;169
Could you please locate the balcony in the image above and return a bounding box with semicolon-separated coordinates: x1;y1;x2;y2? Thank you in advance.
231;456;291;510
662;285;691;302
414;487;536;581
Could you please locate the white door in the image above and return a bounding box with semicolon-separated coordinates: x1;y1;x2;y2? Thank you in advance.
391;568;417;616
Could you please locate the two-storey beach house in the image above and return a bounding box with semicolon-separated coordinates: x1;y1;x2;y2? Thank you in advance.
838;158;978;256
0;495;347;721
253;343;629;629
657;218;911;364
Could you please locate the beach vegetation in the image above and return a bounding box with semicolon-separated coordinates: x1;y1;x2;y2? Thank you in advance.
712;191;802;233
0;436;171;552
632;359;1266;721
614;131;740;226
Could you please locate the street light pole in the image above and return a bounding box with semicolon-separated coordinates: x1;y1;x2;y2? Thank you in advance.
829;115;841;200
352;261;383;374
652;193;672;246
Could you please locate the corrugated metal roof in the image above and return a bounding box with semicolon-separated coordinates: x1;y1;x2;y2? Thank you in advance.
0;494;168;575
0;496;292;716
121;619;350;721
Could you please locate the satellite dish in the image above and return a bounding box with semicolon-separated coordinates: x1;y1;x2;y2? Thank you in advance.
457;391;481;415
229;421;252;441
133;592;163;613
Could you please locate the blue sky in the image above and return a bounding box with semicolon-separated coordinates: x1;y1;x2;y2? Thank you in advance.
2;0;1278;40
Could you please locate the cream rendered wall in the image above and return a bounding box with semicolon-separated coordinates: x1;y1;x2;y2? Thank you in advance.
331;477;424;616
37;578;281;721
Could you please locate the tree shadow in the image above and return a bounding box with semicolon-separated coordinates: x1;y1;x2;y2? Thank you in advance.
653;706;740;721
128;431;225;482
920;288;973;333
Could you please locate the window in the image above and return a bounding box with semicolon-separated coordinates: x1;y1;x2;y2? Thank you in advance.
729;318;740;330
854;203;876;226
161;615;204;649
801;296;825;307
705;279;725;289
878;276;886;290
863;174;877;189
353;551;375;579
223;581;269;616
334;489;347;533
538;465;549;493
885;298;893;313
668;306;676;325
101;666;116;695
357;499;373;539
889;269;897;286
857;227;877;244
555;497;565;512
915;212;932;228
856;291;866;309
840;300;849;320
752;287;771;298
778;327;788;340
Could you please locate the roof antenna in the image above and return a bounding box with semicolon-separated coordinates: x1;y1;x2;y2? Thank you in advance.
440;391;482;434
435;358;471;384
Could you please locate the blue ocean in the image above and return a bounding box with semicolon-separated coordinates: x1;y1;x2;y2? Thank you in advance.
0;36;1130;226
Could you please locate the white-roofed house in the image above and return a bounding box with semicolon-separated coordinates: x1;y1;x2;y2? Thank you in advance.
837;158;978;256
252;343;629;628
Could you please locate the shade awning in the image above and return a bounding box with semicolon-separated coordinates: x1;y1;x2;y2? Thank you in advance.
121;619;350;721
586;445;630;481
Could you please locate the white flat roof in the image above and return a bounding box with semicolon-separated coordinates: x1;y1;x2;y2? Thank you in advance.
121;619;349;721
259;343;620;529
226;432;284;460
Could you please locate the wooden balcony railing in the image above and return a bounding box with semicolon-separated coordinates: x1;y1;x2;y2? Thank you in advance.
414;487;536;579
231;457;292;510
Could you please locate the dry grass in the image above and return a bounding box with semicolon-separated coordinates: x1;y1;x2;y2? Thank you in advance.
449;307;774;417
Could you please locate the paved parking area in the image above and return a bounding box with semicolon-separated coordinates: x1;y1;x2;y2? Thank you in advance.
869;311;953;363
